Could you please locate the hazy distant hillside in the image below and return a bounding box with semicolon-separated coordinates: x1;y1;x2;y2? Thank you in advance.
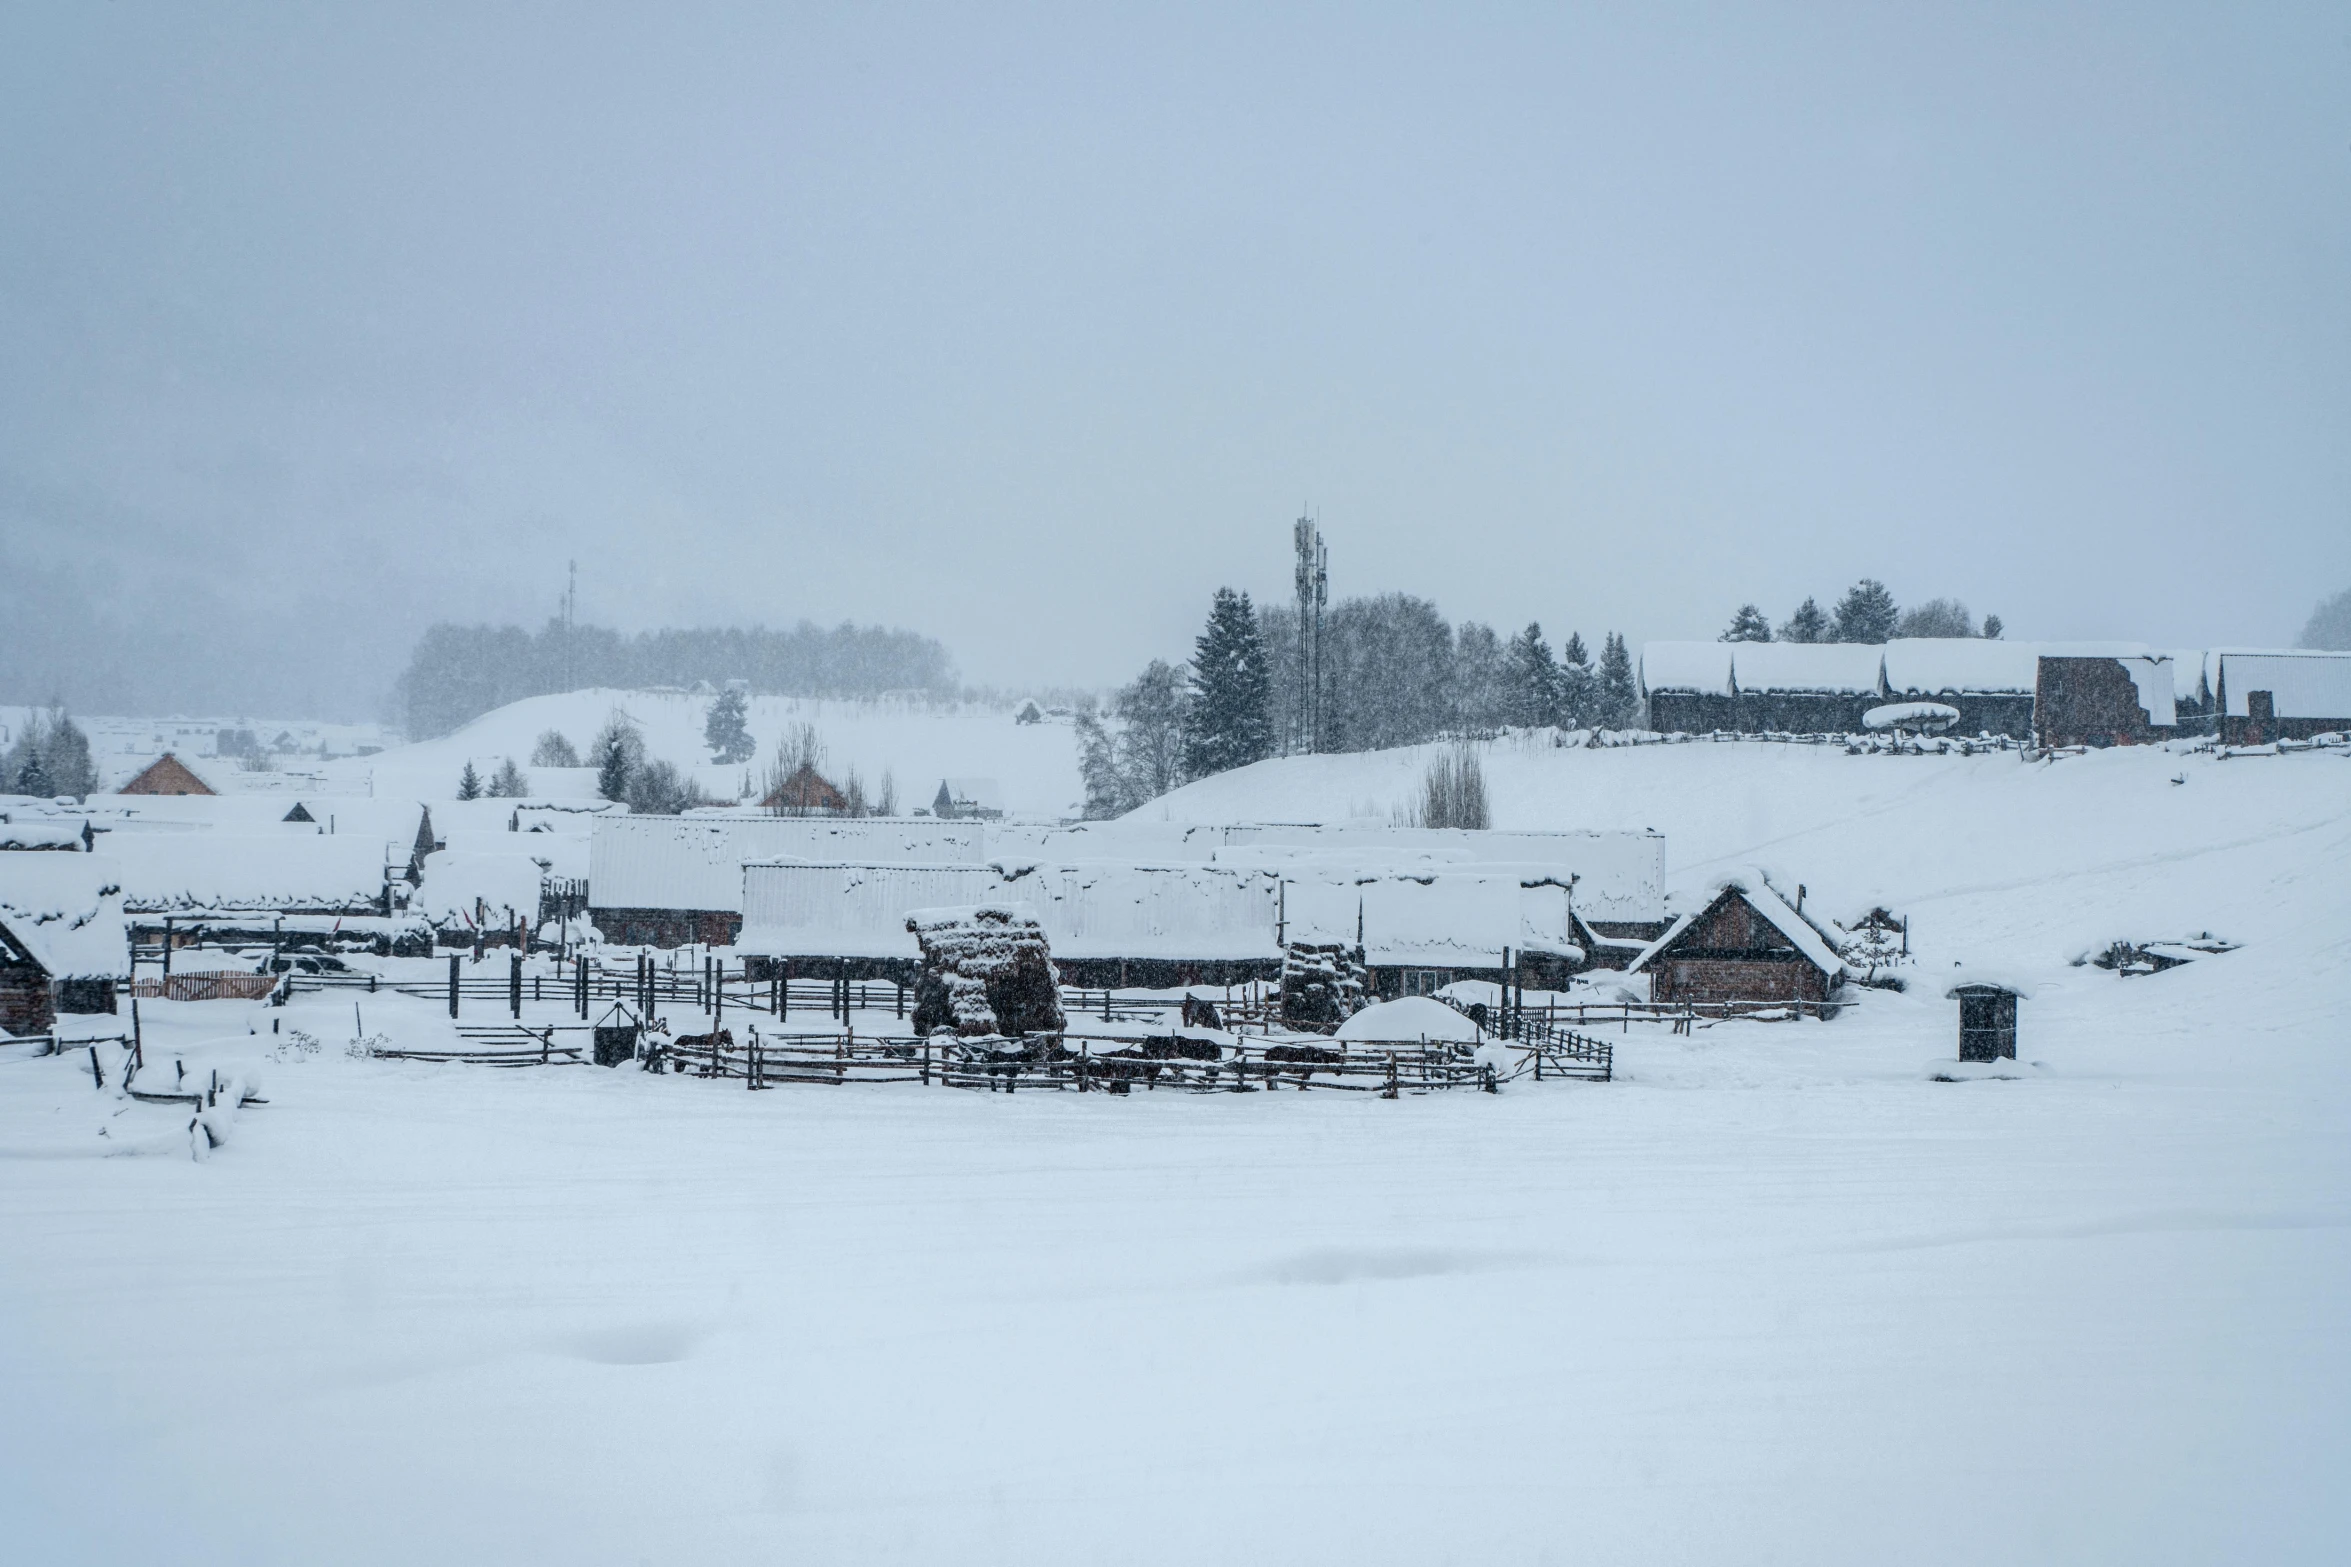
326;688;1083;818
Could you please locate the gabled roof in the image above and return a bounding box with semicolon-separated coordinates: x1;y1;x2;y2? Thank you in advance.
0;853;129;980
118;753;219;796
1627;874;1846;980
2213;650;2351;720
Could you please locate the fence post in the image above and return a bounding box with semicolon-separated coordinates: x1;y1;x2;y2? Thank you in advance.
448;953;460;1019
510;952;522;1019
921;1040;930;1086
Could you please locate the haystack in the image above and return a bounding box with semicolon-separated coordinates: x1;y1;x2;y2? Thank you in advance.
906;904;1065;1038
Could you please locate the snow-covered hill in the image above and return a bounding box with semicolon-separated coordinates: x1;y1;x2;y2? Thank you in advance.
1141;731;2351;982
319;690;1085;818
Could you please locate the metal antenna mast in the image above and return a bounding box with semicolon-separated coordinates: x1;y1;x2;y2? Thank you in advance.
564;559;577;692
1293;510;1327;753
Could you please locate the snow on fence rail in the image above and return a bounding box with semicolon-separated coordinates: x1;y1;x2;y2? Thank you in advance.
638;1028;1608;1093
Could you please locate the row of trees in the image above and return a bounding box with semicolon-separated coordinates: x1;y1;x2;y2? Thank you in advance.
1077;590;1639;818
1720;582;2003;645
2;707;99;799
394;618;956;740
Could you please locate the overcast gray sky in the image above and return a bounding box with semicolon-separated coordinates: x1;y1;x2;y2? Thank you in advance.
3;3;2347;718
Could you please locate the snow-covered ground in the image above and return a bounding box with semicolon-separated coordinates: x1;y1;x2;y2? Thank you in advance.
3;734;2347;1563
316;689;1086;818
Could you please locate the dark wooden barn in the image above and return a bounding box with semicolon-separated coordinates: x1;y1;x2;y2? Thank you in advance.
2033;653;2176;748
1628;879;1847;1007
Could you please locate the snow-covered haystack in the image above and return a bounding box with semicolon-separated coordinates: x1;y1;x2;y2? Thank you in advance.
907;905;1065;1038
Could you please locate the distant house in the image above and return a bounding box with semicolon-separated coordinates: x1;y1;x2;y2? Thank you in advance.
932;778;1005;821
2033;651;2175;748
0;856;129;1036
2212;650;2351;745
1628;877;1847;1007
118;753;218;797
283;802;316;824
761;763;849;816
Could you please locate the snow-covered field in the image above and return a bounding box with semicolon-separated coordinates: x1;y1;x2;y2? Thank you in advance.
317;689;1086;818
3;736;2347;1564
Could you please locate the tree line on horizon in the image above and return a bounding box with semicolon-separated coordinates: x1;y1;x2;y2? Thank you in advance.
1077;589;1640;819
1717;581;2002;645
394;618;956;740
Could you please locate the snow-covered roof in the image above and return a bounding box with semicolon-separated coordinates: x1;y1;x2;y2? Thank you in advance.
1627;873;1846;979
1729;643;1886;696
2214;651;2351;720
0;821;88;850
412;849;552;929
1281;871;1581;966
1210;827;1666;924
591;815;987;913
107;833;393;914
1879;639;2041;697
740;859;1281;961
1639;643;1735;697
0;853;129;980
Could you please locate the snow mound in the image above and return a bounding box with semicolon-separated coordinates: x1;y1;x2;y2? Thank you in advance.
1333;996;1481;1043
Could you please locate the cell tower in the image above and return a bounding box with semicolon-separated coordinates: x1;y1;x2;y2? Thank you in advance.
1293;510;1327;753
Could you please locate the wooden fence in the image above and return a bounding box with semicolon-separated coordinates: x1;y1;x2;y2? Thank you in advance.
125;972;280;1003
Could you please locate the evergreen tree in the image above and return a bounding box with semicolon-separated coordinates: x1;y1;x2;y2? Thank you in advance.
1831;580;1899;644
596;735;632;803
1781;598;1829;644
14;745;53;798
1503;623;1562;728
1721;604;1773;642
1595;632;1638;730
488;757;529;798
530;729;580;767
591;710;646;804
1182;589;1274;777
1981;613;2004;641
457;760;483;800
703;686;754;764
1558;631;1595;728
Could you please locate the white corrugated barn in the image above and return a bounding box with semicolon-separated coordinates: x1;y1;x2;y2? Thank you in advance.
736;859;1282;984
2214;650;2351;744
589;816;987;946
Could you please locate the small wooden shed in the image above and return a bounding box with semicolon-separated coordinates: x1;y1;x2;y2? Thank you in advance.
1950;983;2021;1062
